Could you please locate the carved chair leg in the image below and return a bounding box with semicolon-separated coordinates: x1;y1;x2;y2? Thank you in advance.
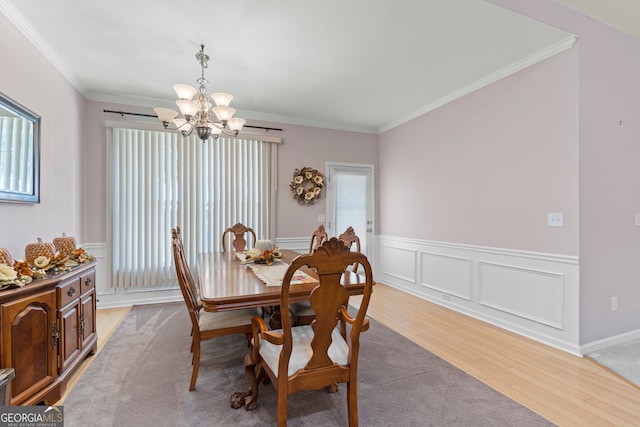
277;386;288;427
189;341;201;391
325;383;339;393
269;305;283;329
347;381;358;427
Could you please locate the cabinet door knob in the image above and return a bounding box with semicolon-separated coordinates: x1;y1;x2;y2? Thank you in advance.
86;278;92;286
67;287;76;297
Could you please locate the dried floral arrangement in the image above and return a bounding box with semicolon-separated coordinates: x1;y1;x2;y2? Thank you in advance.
0;246;94;291
289;167;324;204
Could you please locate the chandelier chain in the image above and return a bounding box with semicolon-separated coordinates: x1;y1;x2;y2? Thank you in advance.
196;44;209;90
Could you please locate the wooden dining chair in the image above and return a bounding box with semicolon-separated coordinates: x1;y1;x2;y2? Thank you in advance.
234;238;374;427
338;226;361;273
222;222;257;252
171;227;258;391
308;224;328;253
290;225;330;326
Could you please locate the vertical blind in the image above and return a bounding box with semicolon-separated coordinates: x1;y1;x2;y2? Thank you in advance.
0;116;34;194
108;127;277;288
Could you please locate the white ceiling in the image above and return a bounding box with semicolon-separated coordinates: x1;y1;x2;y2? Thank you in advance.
5;0;632;134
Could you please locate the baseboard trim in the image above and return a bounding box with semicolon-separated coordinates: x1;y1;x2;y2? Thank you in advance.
580;328;640;354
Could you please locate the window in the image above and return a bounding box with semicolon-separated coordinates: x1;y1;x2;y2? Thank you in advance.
108;127;277;288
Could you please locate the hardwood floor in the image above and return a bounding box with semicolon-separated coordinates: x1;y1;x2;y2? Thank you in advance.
58;284;640;426
352;284;640;427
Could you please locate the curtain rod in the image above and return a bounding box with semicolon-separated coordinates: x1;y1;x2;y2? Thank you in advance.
103;109;283;132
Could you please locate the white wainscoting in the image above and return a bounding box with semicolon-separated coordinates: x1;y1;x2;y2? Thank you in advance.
85;236;581;355
81;242;182;308
376;235;580;355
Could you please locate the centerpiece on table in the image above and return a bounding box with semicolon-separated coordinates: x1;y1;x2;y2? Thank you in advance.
243;239;283;265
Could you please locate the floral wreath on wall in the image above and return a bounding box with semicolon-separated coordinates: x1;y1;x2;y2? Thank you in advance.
289;167;325;204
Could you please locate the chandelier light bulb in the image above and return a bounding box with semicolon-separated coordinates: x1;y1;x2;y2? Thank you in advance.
212;105;236;123
228;117;246;134
211;92;233;107
153;107;179;127
172;84;197;100
176;100;199;118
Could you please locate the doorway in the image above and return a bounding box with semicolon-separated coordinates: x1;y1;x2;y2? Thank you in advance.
325;162;374;260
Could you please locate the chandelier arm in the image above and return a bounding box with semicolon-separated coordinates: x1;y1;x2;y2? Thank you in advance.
221;128;239;137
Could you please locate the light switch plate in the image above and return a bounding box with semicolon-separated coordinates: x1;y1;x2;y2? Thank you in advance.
317;214;326;223
548;213;564;227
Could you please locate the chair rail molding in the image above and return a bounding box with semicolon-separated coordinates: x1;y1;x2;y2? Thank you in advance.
375;235;580;355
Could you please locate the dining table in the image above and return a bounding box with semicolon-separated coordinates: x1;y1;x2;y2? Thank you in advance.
196;249;370;326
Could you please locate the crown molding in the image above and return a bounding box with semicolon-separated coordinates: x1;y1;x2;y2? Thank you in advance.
378;34;579;134
1;0;86;95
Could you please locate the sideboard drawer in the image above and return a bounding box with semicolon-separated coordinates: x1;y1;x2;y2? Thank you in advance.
80;271;95;294
58;277;81;307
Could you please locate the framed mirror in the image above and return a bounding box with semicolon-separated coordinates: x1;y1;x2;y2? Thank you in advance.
0;92;40;203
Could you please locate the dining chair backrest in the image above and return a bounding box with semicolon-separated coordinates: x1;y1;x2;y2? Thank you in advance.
280;237;372;363
173;226;202;310
308;224;328;253
172;227;201;329
338;226;361;272
222;223;257;252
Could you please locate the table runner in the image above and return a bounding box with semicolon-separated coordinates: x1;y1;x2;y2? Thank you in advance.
234;252;315;287
247;262;315;287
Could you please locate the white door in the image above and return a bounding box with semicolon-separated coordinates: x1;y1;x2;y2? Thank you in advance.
325;162;374;260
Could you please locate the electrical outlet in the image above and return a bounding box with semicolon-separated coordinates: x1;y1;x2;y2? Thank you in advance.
548;213;564;227
611;296;618;311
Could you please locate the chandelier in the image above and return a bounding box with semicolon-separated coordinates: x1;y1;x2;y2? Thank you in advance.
154;44;245;141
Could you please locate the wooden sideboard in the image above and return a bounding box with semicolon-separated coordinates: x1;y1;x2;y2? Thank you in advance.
0;261;97;405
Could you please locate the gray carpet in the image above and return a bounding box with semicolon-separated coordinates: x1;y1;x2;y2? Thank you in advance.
588;338;640;388
63;302;555;426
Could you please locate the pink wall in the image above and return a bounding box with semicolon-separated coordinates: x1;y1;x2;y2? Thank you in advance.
573;15;640;344
489;0;640;344
379;47;579;254
80;102;378;243
274;124;377;237
0;13;86;257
